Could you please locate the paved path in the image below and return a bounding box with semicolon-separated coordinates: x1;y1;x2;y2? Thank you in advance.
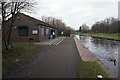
4;37;81;78
34;37;66;45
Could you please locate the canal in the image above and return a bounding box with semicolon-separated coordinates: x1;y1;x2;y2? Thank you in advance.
76;35;119;78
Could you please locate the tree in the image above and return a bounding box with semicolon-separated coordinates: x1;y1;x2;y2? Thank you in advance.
79;26;82;32
79;24;89;33
41;16;73;36
91;17;119;33
1;0;36;50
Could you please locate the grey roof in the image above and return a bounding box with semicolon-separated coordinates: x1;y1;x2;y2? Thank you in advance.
18;12;56;29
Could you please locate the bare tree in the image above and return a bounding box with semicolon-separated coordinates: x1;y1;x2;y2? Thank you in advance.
41;16;73;36
41;16;66;29
91;17;119;33
79;24;89;33
1;0;36;50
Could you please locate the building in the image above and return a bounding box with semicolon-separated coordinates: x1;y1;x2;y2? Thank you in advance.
5;12;57;42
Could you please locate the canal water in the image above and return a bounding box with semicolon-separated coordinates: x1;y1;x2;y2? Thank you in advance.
76;35;119;78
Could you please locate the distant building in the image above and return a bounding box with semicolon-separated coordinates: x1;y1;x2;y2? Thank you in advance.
5;12;57;42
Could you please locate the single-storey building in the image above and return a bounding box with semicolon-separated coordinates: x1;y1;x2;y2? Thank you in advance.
5;12;58;42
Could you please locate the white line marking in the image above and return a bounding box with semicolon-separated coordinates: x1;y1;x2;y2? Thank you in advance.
55;38;65;45
52;39;59;45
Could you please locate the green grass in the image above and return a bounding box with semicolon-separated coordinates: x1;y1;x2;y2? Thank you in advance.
2;43;40;74
80;33;120;40
78;61;109;78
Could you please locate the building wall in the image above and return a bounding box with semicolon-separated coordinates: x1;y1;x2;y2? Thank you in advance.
11;13;39;42
5;13;57;42
5;13;52;42
38;25;49;42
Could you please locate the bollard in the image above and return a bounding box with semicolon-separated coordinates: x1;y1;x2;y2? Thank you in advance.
27;37;34;45
97;75;103;80
113;59;116;66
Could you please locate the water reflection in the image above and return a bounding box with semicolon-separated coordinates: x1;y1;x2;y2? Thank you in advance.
76;35;119;78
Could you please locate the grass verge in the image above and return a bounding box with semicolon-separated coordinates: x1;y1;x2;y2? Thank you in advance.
80;33;120;41
78;61;109;78
2;43;40;74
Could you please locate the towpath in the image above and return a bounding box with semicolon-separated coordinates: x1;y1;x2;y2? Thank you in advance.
4;37;81;78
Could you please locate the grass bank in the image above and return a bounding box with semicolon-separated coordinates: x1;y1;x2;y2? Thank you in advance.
80;33;120;41
78;61;109;78
2;43;40;74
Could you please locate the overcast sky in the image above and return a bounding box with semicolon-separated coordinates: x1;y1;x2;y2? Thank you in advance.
26;0;119;30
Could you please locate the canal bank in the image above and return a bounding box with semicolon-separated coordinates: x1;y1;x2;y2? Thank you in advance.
80;33;120;41
74;35;119;78
74;36;112;78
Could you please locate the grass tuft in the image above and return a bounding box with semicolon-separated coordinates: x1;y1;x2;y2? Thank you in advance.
80;33;120;40
78;61;109;78
2;43;40;74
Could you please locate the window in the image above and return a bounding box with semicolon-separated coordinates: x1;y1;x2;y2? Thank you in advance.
32;30;38;35
46;28;49;35
41;26;44;35
18;27;28;36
